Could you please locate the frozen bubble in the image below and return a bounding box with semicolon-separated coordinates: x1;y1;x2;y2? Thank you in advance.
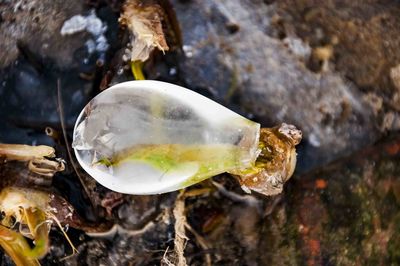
73;81;260;194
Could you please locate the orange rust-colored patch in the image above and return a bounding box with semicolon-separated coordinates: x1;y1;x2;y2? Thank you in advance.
315;179;327;189
385;143;400;156
308;239;321;257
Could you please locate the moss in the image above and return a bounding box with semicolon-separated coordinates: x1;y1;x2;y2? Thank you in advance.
387;214;400;263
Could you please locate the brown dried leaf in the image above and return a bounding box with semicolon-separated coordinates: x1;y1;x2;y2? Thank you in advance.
232;124;302;196
120;0;169;62
0;144;65;179
0;144;55;161
0;187;84;263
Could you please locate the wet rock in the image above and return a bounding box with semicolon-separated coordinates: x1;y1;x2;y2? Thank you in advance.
284;135;400;265
274;0;400;154
0;60;93;144
276;0;400;95
0;0;85;69
0;3;119;144
214;134;400;265
172;0;379;172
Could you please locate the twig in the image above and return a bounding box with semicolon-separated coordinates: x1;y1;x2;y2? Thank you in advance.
173;190;188;266
162;247;174;266
184;222;212;266
212;181;261;209
56;79;96;210
161;190;188;266
88;209;167;239
87;222;155;239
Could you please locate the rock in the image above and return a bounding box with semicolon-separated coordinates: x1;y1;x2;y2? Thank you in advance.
274;0;400;151
172;0;378;172
0;3;118;144
390;64;400;91
283;135;400;265
0;0;86;69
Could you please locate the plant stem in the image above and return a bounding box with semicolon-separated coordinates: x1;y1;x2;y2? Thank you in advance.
131;60;145;80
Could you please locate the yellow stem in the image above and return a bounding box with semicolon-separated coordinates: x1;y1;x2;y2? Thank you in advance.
131;60;145;80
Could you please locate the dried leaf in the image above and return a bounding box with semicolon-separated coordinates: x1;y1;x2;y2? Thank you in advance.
28;158;65;177
0;144;65;178
0;188;50;264
0;225;40;266
0;187;78;265
0;144;55;161
232;124;302;196
119;0;169;62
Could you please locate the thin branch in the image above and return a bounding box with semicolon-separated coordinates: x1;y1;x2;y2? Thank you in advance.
184;222;212;266
212;181;260;208
56;79;96;211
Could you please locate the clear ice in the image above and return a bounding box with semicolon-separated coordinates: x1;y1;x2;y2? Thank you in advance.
72;81;260;194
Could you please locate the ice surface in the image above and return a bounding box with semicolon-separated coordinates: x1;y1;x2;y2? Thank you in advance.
72;81;260;194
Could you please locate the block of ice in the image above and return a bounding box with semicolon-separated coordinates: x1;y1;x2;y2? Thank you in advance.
72;80;260;194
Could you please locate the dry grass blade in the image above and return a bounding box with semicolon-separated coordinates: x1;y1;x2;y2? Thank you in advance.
162;190;188;266
173;190;188;266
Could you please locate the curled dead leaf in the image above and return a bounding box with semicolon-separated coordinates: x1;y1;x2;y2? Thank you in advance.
0;144;55;161
28;158;65;177
232;123;302;196
0;187;78;266
0;144;65;178
120;0;169;62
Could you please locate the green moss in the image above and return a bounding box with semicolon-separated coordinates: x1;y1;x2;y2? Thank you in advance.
387;214;400;262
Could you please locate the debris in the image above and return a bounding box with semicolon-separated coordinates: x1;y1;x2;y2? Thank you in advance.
60;15;88;35
0;144;65;177
184;222;212;266
100;192;124;216
312;45;334;72
363;92;383;116
119;0;169;62
0;144;55;161
232;123;302;196
0;187;78;266
162;190;188;266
